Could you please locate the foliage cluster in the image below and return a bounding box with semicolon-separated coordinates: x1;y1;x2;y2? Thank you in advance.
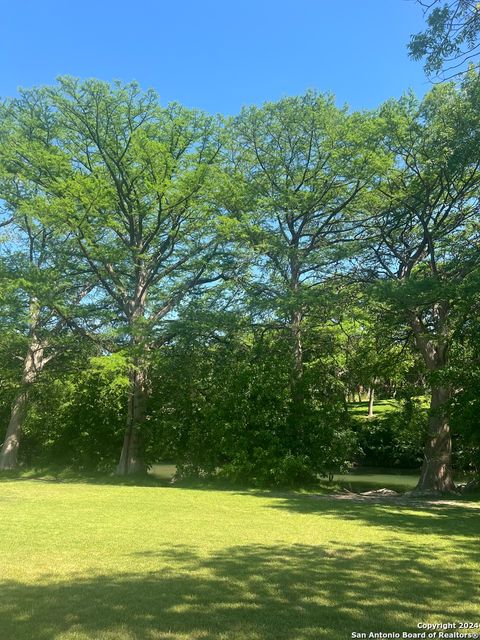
0;72;479;489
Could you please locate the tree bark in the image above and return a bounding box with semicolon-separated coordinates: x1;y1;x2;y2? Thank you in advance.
416;385;455;493
289;309;305;426
116;275;149;476
0;335;45;470
116;363;148;475
410;310;455;493
367;386;374;418
284;303;307;452
0;389;30;470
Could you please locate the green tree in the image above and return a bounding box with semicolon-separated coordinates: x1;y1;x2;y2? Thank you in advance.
221;92;379;444
0;102;95;469
338;300;418;416
2;78;227;474
446;268;480;476
363;79;480;492
149;297;355;485
409;0;480;78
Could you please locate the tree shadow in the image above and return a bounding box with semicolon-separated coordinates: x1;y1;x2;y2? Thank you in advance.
250;492;480;545
0;468;172;487
0;539;478;640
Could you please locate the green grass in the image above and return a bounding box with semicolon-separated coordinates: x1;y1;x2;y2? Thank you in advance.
348;398;400;418
0;476;478;640
347;396;430;420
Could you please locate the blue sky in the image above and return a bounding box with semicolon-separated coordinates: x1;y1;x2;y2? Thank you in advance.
1;0;430;114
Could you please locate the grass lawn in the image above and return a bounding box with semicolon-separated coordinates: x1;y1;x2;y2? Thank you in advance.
0;477;479;640
347;398;400;418
347;397;430;420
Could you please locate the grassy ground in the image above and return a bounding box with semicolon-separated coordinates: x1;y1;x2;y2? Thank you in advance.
347;398;400;418
347;397;430;420
0;477;478;640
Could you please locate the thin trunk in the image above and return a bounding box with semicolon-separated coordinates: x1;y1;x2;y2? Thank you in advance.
287;307;305;448
367;387;374;418
290;310;304;411
0;334;45;470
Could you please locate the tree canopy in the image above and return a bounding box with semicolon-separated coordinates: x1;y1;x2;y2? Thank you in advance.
0;75;479;491
409;0;480;78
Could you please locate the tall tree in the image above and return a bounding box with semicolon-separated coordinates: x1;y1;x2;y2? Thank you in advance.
3;78;226;474
0;100;94;469
364;79;480;492
222;93;379;439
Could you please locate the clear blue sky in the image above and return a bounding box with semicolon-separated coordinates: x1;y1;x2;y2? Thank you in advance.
0;0;430;114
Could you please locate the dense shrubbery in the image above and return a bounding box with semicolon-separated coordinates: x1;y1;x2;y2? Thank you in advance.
3;303;478;485
354;398;426;469
450;362;480;475
149;328;356;486
5;315;478;484
7;326;357;486
4;345;479;484
19;355;128;471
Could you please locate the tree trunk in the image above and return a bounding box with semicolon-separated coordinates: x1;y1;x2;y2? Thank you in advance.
116;364;148;475
283;303;307;453
415;385;455;493
116;271;150;476
410;310;455;493
367;387;374;418
0;389;30;470
0;336;45;470
288;309;305;440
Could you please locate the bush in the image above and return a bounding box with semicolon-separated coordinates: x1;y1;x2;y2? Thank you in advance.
355;398;426;468
149;330;357;487
450;374;480;474
21;355;128;471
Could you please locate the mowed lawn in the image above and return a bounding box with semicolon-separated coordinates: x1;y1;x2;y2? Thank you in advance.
0;479;479;640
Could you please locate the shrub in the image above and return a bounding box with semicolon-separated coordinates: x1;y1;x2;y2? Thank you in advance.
355;398;426;468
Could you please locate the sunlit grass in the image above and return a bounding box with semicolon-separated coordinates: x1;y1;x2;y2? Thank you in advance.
0;477;478;639
347;397;429;420
347;398;400;418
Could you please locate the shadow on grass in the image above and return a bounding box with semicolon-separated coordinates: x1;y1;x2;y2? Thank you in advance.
249;492;480;543
0;467;171;487
348;399;399;418
0;467;322;493
0;467;478;500
0;540;478;640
